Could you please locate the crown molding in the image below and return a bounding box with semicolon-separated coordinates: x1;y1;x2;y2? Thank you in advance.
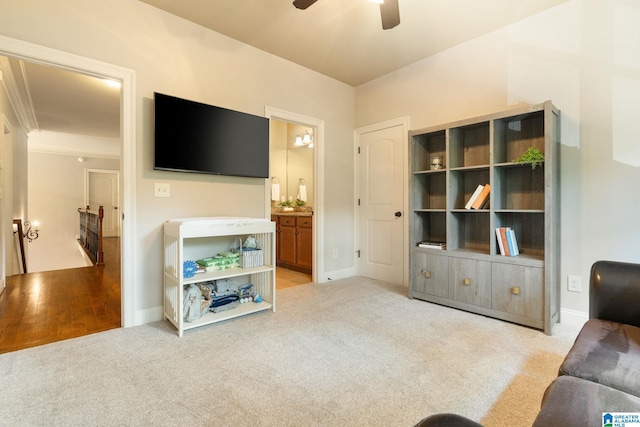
0;55;38;133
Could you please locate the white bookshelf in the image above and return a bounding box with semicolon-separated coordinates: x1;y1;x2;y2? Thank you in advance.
163;217;276;337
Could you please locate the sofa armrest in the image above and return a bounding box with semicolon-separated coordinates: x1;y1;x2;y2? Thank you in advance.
590;260;640;327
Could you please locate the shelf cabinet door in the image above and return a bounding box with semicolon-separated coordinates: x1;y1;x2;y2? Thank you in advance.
412;252;449;298
448;258;491;308
279;217;297;265
296;217;313;269
491;263;544;321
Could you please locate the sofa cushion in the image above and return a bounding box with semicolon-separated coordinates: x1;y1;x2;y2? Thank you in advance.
533;376;640;427
559;318;640;397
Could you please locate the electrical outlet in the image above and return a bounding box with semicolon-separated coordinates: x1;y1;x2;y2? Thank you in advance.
567;275;581;292
332;249;338;259
154;182;170;198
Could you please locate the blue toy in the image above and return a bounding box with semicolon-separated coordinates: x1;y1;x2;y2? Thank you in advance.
183;260;198;278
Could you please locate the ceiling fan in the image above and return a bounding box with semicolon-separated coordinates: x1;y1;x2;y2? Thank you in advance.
292;0;400;30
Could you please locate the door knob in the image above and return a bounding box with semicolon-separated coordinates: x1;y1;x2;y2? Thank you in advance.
394;211;402;217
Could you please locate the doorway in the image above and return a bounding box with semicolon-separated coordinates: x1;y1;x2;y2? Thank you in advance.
0;34;136;328
265;107;325;287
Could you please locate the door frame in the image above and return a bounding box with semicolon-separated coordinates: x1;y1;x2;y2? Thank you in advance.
0;34;137;327
355;116;410;287
264;106;324;284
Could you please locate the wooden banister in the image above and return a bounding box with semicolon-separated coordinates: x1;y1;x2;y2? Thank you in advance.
77;205;104;266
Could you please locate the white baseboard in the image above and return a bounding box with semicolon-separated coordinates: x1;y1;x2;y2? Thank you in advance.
560;308;589;328
318;268;356;283
134;306;164;326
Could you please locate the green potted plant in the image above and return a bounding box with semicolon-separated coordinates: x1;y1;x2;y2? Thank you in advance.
295;199;308;212
514;147;544;169
280;200;294;211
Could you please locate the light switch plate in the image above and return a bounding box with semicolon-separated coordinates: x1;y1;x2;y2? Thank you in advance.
154;182;170;198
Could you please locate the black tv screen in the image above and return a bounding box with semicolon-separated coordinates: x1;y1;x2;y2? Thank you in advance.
153;92;270;178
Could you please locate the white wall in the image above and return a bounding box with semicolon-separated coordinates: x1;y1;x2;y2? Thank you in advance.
0;72;29;277
355;0;640;324
0;0;356;322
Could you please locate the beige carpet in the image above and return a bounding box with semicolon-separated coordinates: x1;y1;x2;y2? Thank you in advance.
0;277;579;426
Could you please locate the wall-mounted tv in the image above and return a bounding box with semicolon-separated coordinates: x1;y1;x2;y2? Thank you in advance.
153;92;270;178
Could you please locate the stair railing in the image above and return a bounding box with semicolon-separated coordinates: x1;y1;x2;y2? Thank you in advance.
77;205;104;266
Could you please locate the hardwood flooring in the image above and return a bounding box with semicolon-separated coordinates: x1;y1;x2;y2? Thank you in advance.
0;241;310;354
276;267;312;290
0;237;121;354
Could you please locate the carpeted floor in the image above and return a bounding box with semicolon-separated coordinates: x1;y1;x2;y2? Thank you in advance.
0;277;579;426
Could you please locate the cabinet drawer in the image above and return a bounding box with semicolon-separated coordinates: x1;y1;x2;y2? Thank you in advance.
448;258;491;308
492;263;543;321
296;216;312;228
412;252;448;298
279;216;296;227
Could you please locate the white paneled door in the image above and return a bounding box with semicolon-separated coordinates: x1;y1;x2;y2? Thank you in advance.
87;170;119;237
357;122;405;285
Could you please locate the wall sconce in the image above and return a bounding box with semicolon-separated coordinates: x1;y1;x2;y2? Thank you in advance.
24;220;40;242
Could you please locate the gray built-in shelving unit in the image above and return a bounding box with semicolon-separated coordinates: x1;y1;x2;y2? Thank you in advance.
409;101;560;334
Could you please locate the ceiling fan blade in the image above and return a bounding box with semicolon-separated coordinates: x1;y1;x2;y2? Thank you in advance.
380;0;400;30
293;0;318;10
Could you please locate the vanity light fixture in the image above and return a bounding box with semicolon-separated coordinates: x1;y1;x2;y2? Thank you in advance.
294;129;313;147
302;130;312;144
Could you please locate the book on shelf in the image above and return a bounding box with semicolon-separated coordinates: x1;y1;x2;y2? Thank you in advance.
507;229;519;256
417;241;446;250
495;227;519;256
465;184;485;210
496;227;511;256
470;184;490;209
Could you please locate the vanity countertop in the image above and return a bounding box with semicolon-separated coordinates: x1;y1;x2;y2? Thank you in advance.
271;211;313;217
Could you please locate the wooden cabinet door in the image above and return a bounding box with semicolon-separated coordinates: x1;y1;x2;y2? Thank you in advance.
492;263;544;321
448;257;491;308
296;217;313;269
279;217;297;266
412;252;449;298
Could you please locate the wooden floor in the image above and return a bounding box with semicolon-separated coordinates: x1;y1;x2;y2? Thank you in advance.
0;237;121;354
0;242;311;354
276;267;312;290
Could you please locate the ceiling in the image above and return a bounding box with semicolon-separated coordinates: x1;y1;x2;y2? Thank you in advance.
140;0;567;86
0;56;121;138
3;0;567;138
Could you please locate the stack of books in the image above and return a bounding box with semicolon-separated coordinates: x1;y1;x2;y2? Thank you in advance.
417;241;446;250
496;227;519;256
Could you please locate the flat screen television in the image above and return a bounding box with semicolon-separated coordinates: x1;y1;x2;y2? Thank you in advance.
153;92;270;178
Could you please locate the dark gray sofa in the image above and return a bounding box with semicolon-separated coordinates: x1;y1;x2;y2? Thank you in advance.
416;260;640;427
